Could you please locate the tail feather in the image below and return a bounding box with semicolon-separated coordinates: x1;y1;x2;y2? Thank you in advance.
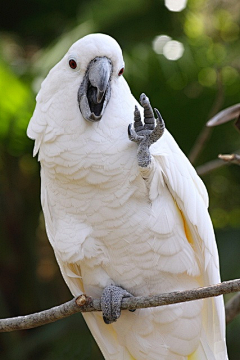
83;313;136;360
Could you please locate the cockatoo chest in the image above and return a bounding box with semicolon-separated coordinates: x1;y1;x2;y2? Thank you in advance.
40;124;152;241
40;117;200;293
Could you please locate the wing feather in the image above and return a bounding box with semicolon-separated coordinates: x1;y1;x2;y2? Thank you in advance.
151;130;228;359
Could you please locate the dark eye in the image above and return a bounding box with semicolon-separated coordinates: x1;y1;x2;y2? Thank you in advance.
69;59;77;69
118;67;124;76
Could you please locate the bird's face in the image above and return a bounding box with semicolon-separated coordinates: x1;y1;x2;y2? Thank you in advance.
66;34;125;123
78;56;113;122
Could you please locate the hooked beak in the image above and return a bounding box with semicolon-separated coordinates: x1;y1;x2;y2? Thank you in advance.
78;57;112;122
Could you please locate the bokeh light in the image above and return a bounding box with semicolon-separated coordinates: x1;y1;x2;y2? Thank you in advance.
163;40;185;60
152;35;171;54
165;0;187;12
153;36;184;60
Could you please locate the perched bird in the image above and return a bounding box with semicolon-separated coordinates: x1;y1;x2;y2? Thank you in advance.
27;33;228;360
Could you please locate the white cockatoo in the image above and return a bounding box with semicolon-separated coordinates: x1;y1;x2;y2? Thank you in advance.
27;33;228;360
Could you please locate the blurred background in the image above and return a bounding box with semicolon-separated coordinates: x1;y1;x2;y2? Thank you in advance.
0;0;239;358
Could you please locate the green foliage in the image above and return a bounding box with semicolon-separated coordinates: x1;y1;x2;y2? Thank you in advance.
0;0;240;359
0;61;34;155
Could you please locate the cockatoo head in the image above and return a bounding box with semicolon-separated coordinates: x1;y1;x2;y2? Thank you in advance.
27;33;128;153
65;33;125;122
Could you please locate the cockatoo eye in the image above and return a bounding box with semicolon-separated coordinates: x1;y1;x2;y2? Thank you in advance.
118;67;124;76
69;59;77;69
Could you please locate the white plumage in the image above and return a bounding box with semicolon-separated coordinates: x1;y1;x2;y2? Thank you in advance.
27;33;228;360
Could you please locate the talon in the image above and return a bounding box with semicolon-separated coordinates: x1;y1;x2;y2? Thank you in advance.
128;123;133;138
154;108;164;127
103;316;111;325
154;108;165;135
148;108;165;144
128;123;136;141
128;123;144;143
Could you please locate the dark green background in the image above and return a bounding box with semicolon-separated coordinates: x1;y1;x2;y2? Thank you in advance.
0;0;239;358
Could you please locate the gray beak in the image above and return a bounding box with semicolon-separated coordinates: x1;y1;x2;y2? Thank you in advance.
78;57;112;122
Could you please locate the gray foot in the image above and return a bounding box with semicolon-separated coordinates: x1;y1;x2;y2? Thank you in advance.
101;285;133;324
128;93;165;167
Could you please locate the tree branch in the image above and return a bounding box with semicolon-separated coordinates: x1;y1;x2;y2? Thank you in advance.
206;103;240;130
1;279;240;333
196;152;240;176
196;158;226;176
218;153;240;166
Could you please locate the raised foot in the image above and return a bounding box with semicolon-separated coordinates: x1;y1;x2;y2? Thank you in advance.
101;285;133;324
128;93;165;167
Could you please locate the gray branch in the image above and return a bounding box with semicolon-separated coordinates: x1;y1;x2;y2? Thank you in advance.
206;103;240;130
196;158;227;176
218;153;240;166
0;279;240;332
196;151;240;176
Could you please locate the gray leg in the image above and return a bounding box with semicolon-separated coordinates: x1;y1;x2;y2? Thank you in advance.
101;285;133;324
128;93;165;167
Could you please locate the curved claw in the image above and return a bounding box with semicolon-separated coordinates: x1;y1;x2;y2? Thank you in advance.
128;123;144;143
128;123;135;141
148;108;165;144
154;108;165;132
